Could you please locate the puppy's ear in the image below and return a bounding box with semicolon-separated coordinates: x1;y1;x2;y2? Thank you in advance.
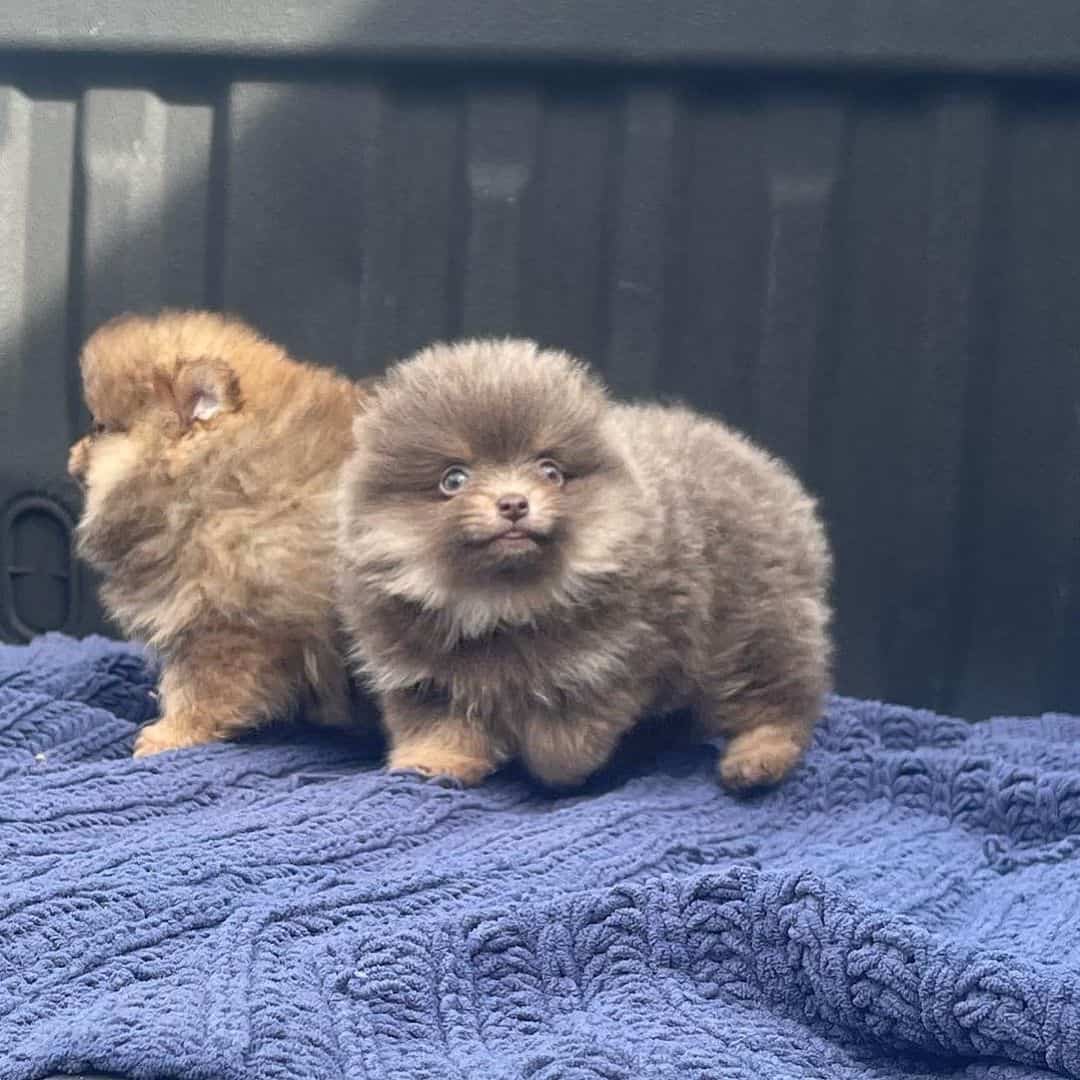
157;356;242;428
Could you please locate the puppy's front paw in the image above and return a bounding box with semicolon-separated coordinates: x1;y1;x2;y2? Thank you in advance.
133;719;209;758
719;726;803;792
387;746;494;788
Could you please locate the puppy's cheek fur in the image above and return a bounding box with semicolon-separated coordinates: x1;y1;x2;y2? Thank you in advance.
82;438;141;518
444;496;499;550
345;508;451;606
354;505;444;568
555;475;641;576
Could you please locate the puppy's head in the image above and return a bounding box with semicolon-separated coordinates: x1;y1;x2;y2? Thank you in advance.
68;310;259;487
68;310;326;576
342;339;642;629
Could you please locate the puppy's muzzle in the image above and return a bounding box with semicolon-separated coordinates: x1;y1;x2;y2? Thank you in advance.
67;438;90;484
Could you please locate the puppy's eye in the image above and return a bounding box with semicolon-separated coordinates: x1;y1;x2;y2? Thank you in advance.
439;466;470;496
538;459;564;486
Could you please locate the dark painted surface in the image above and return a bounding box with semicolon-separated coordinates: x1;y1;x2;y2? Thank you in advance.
3;6;1080;725
4;0;1080;71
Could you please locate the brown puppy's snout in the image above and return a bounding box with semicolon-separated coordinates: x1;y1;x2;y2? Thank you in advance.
68;438;90;483
496;492;529;522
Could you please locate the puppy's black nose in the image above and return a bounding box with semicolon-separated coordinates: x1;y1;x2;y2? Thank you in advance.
496;493;529;521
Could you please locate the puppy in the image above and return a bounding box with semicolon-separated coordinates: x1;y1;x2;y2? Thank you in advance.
69;310;370;756
337;339;832;791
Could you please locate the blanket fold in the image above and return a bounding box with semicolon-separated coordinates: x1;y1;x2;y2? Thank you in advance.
1;635;1077;1079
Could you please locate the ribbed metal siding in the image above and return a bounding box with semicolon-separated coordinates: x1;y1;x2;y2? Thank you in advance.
2;56;1079;718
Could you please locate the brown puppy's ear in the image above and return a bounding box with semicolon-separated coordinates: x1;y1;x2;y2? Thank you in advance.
157;356;242;428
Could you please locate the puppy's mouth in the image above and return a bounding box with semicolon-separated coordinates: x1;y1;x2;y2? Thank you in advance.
492;529;536;547
474;526;548;554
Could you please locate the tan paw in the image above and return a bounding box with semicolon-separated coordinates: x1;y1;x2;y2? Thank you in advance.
387;746;495;787
719;728;804;792
132;720;209;758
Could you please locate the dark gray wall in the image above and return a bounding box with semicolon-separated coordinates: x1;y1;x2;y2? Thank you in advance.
3;2;1080;720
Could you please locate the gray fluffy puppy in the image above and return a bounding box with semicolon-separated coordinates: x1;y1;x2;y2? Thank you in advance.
337;339;832;790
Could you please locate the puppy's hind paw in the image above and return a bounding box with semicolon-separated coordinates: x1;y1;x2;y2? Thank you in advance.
718;725;804;793
386;747;495;788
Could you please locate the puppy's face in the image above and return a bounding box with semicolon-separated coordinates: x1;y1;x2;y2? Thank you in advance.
344;340;641;622
432;455;567;572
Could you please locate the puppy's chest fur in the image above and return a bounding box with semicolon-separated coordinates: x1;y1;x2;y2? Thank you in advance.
364;593;677;719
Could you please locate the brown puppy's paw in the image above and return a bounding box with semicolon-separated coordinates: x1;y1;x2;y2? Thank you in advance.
387;746;494;787
132;719;212;758
718;725;804;792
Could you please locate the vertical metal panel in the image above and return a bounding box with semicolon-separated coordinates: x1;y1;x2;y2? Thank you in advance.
0;49;1078;718
892;97;993;711
222;81;374;368
520;86;617;366
351;84;465;368
955;98;1080;717
816;97;937;701
754;96;845;473
0;86;85;641
665;91;766;434
0;87;77;464
460;86;539;340
79;89;213;333
602;86;677;399
379;87;466;360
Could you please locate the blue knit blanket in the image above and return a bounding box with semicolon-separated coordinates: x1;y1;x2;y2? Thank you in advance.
2;634;1079;1079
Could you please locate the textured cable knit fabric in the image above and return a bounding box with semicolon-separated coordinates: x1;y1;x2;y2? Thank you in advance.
1;634;1079;1079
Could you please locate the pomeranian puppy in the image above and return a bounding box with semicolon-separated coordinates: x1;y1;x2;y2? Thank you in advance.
337;339;831;791
69;310;370;756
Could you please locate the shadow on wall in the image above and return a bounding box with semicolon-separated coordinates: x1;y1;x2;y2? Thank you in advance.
3;1;1080;719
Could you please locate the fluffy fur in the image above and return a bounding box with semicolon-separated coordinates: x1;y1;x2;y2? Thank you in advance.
337;339;832;790
69;310;371;756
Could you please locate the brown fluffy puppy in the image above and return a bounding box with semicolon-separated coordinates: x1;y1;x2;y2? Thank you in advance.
337;339;832;791
69;310;369;756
